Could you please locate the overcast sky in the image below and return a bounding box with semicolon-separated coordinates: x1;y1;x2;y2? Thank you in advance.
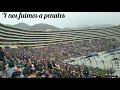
0;12;120;28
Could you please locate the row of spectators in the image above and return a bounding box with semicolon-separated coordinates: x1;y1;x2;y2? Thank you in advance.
0;58;91;78
0;58;118;78
4;38;119;61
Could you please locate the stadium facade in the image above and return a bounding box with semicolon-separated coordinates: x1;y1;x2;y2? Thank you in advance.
0;23;120;48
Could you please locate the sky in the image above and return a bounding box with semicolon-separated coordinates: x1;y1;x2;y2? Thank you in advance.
0;12;120;28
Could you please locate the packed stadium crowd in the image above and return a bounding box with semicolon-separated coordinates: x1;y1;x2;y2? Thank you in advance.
0;38;120;78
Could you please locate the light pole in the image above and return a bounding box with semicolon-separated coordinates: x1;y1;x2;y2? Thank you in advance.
89;57;92;68
90;60;92;68
84;58;86;65
110;60;114;75
94;58;98;68
110;60;113;70
101;60;105;70
80;59;83;66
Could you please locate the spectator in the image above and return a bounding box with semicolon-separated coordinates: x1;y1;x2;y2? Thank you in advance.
0;64;6;78
27;69;37;78
6;61;16;78
0;47;5;65
11;72;20;78
36;72;42;78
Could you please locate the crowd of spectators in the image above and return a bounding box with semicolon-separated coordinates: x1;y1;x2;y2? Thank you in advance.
0;38;120;78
